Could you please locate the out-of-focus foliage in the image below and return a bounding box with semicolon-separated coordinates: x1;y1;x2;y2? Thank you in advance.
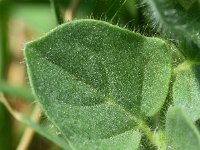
1;0;200;149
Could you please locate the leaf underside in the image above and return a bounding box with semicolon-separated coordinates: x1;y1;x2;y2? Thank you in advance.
25;19;171;149
173;65;200;122
166;107;200;150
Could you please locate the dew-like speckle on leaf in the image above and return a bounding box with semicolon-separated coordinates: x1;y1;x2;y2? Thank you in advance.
24;19;171;149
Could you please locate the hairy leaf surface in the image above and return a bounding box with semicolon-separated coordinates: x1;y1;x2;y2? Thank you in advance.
166;107;200;150
173;64;200;121
25;19;171;149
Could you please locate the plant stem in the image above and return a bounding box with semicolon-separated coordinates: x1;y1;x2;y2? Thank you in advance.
0;1;10;79
137;118;164;149
0;0;12;149
16;105;41;150
64;0;80;21
0;93;20;118
110;0;128;22
50;0;63;24
0;93;68;149
173;60;200;74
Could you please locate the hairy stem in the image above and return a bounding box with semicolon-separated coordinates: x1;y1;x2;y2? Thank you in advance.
173;60;200;74
137;118;165;149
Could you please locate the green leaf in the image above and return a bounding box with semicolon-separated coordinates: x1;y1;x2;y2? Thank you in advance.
146;0;200;56
0;80;34;101
166;106;200;150
67;130;141;150
173;62;200;121
0;1;12;149
24;19;171;149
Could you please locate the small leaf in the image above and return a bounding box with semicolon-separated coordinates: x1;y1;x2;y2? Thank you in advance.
146;0;200;57
166;106;200;150
24;19;171;149
173;63;200;121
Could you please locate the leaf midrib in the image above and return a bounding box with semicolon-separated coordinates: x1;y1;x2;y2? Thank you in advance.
38;52;159;147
